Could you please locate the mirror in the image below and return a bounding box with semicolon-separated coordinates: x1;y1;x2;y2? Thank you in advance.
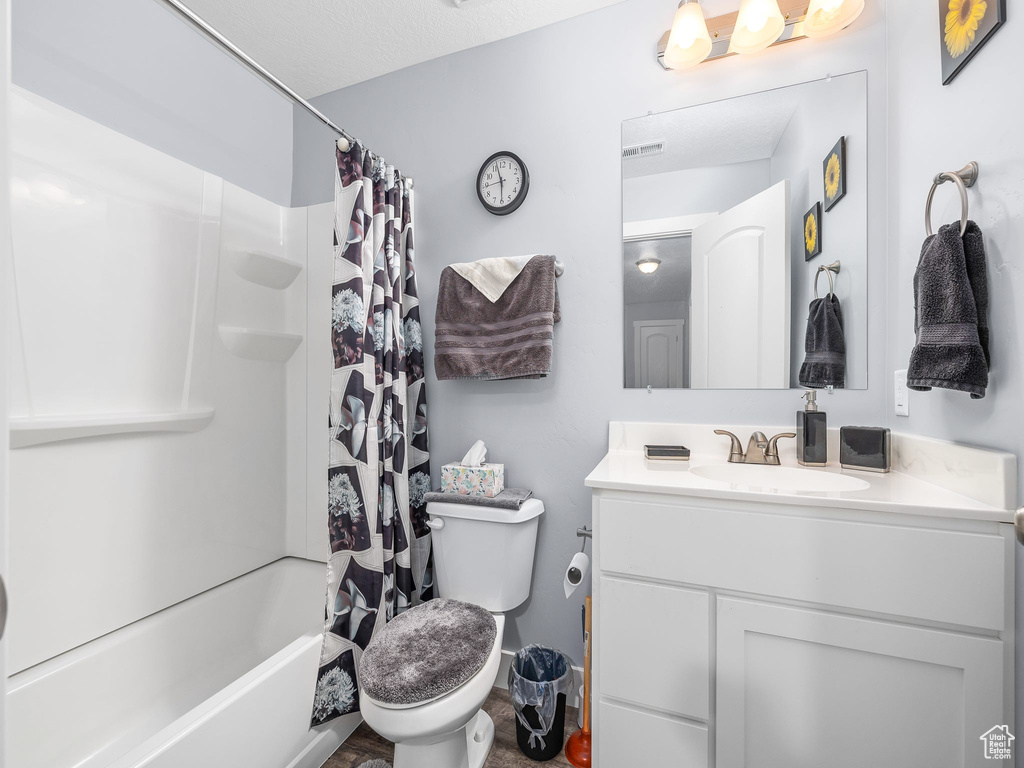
622;72;867;390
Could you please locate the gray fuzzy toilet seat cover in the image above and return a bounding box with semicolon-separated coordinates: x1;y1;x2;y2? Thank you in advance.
358;598;497;705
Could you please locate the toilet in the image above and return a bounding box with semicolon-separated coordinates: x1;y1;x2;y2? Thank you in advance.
358;498;544;768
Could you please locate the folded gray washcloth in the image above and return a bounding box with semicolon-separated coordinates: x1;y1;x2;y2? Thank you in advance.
907;220;989;399
798;293;846;389
423;488;534;510
434;255;560;380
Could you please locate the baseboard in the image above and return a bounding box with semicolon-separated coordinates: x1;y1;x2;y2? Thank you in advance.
294;711;363;768
493;649;584;709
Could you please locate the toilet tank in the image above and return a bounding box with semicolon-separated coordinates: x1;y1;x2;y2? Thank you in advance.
426;498;544;613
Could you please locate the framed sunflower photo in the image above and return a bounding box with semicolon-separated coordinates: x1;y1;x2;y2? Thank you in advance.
804;202;822;262
940;0;1006;85
822;137;846;211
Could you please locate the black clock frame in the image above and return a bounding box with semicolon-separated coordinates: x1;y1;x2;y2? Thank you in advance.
476;151;530;216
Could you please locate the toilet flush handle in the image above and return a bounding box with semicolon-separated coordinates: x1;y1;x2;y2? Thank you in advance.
426;518;445;530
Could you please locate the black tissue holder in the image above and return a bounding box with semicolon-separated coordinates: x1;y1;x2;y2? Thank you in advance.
839;426;891;473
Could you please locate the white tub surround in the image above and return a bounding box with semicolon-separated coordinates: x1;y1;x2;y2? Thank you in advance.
7;559;355;768
587;422;1016;768
8;87;315;676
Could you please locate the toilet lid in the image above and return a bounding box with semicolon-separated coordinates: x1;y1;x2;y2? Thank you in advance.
358;598;497;706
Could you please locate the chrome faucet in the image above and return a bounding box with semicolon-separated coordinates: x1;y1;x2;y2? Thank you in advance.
714;430;796;466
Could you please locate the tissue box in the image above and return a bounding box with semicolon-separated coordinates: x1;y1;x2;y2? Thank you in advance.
440;463;505;498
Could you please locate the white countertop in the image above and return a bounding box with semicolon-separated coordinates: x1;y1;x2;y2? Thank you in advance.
585;423;1018;524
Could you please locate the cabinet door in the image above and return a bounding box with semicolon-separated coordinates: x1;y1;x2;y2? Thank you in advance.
599;701;708;768
598;577;709;719
716;598;1006;768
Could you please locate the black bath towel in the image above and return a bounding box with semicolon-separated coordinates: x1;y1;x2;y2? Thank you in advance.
799;293;846;389
907;220;989;399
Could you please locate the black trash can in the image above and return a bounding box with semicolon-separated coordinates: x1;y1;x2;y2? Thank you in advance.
508;645;574;761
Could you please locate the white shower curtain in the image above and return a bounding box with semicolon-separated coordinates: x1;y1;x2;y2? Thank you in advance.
312;144;432;726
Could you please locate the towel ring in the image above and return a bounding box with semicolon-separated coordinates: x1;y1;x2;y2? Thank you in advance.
925;162;978;237
814;260;841;300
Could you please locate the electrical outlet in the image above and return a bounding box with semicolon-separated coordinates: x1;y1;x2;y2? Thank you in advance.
894;369;909;417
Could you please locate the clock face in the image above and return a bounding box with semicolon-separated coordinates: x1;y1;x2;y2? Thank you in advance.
477;151;529;215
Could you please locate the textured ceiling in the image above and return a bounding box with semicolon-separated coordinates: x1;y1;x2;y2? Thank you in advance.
621;87;802;179
624;237;692;305
176;0;627;97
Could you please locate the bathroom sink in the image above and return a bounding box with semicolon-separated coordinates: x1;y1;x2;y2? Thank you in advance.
690;463;871;493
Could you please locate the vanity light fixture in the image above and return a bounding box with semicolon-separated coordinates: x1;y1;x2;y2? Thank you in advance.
803;0;865;37
657;0;865;70
664;0;713;70
729;0;786;54
636;257;662;274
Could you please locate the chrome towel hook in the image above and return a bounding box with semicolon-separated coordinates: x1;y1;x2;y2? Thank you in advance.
925;161;979;237
814;260;841;299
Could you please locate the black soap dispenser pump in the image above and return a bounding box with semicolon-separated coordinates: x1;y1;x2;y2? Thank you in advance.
797;390;828;467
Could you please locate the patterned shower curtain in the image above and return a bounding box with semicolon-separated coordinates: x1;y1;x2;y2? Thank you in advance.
311;145;432;726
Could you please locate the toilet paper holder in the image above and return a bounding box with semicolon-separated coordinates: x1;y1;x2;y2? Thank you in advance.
564;527;593;598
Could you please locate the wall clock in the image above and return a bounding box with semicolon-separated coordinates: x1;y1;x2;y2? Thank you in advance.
476;151;529;215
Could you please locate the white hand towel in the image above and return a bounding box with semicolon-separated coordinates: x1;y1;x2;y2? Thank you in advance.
449;255;539;303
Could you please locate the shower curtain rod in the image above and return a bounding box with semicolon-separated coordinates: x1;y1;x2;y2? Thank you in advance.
157;0;408;182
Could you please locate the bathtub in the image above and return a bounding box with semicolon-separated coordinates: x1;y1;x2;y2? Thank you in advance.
7;557;359;768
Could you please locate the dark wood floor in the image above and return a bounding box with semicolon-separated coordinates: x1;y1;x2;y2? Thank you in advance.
325;688;579;768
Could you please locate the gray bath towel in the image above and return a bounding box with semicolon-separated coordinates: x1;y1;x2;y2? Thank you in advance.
798;293;846;389
907;220;989;399
435;255;560;380
424;488;534;510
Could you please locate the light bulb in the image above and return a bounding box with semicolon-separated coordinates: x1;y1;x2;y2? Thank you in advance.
664;0;713;70
803;0;865;37
636;258;661;274
729;0;785;55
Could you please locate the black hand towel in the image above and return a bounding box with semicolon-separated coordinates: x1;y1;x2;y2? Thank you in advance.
907;220;989;399
798;293;846;389
963;221;990;367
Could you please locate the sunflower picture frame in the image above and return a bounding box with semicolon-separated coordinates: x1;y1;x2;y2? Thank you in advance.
804;202;822;262
822;137;846;212
940;0;1005;85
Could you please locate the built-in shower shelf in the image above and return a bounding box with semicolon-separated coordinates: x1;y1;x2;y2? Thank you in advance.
9;408;215;448
227;248;303;289
218;326;302;362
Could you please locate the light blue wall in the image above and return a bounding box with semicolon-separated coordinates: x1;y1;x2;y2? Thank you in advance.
293;0;890;661
886;2;1024;482
885;0;1024;743
12;0;294;206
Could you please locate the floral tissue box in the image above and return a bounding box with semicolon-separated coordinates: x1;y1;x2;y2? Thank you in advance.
440;463;505;498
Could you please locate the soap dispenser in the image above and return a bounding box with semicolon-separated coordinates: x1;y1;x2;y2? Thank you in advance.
797;390;828;467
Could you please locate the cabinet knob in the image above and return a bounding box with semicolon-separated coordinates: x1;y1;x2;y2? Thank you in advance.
1015;508;1024;546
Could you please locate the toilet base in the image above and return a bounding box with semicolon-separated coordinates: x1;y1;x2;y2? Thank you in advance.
393;709;494;768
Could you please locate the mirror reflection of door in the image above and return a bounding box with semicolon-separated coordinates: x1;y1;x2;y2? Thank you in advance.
635;319;684;388
620;72;868;390
691;180;791;389
623;236;690;389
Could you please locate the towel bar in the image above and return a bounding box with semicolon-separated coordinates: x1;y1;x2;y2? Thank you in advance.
925;162;978;237
554;259;565;277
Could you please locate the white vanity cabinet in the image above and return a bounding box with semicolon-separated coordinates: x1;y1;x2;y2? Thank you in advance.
590;491;1015;768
